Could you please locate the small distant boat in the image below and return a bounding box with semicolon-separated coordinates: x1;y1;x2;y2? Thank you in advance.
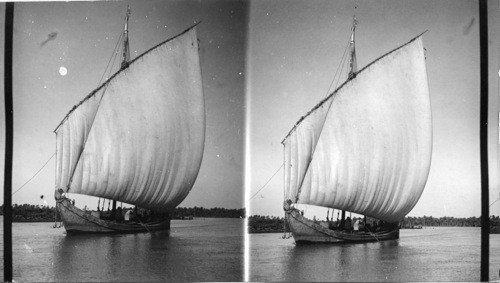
54;7;205;234
282;17;432;244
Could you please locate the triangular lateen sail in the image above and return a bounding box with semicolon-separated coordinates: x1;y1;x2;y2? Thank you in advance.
283;35;432;223
55;26;205;212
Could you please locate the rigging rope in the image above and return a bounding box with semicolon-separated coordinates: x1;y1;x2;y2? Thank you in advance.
490;196;500;207
12;152;55;196
324;32;351;99
97;30;124;87
249;163;284;200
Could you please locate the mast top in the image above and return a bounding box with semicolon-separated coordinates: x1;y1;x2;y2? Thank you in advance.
125;5;131;25
348;15;358;79
121;5;131;69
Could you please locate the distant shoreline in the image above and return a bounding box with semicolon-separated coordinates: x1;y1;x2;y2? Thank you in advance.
248;214;500;234
6;218;241;223
0;204;246;223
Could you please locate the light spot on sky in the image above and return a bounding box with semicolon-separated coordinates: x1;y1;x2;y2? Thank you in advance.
217;154;220;158
59;66;67;76
498;69;500;77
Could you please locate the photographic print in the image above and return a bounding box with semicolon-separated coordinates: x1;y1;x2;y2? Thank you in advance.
0;0;246;281
247;0;499;281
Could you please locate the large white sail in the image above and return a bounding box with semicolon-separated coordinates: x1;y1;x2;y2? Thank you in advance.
55;26;205;212
283;35;432;223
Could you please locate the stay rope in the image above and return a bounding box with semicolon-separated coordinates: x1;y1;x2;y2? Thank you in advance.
490;196;500;207
324;36;351;99
97;30;124;87
249;163;284;200
12;152;55;196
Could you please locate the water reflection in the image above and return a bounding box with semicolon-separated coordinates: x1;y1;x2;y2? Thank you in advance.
45;219;242;282
281;240;408;281
53;233;165;281
251;228;489;282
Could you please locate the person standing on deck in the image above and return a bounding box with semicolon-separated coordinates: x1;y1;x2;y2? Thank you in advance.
353;218;360;231
124;209;131;222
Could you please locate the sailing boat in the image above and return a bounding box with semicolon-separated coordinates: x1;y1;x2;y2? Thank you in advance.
54;7;205;233
282;17;432;243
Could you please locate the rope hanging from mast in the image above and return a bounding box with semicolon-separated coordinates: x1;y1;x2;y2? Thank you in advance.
12;152;55;196
249;163;284;200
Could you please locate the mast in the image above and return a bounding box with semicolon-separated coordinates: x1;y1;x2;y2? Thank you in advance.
113;5;131;214
121;5;131;69
341;15;358;220
348;16;358;79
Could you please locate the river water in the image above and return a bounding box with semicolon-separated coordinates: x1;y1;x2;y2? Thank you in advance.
0;217;243;282
2;219;500;281
250;227;500;282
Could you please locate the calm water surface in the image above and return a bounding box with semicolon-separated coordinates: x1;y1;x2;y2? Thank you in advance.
0;217;243;282
250;227;500;282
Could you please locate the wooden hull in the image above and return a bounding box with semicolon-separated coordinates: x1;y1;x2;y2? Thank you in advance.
286;209;399;244
56;198;170;234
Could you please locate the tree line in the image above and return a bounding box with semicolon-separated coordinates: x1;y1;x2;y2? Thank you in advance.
172;206;245;219
0;203;56;222
0;204;245;222
248;214;500;233
401;215;500;228
248;215;290;233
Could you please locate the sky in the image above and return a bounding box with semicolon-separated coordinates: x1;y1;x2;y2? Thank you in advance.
0;0;247;210
247;0;500;219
